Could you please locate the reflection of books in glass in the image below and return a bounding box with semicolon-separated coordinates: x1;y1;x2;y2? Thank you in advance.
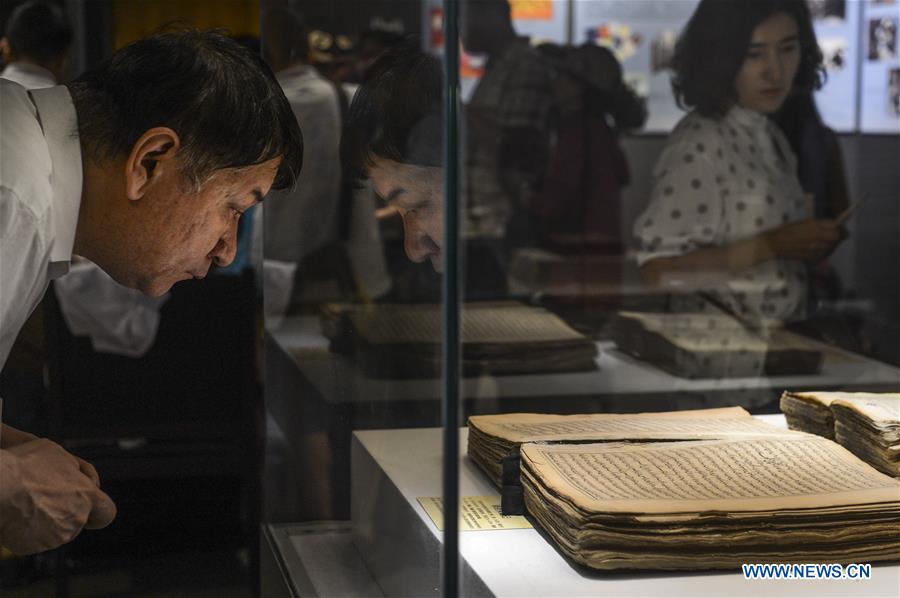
782;391;900;476
321;301;597;378
467;407;798;489
520;436;900;570
609;311;823;378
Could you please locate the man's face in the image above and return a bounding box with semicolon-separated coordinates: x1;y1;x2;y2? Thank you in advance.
369;156;444;272
130;157;280;296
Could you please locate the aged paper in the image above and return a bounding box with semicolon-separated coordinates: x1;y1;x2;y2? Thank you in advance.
417;496;532;531
785;391;844;408
833;394;900;424
782;391;900;475
469;407;796;444
520;436;900;514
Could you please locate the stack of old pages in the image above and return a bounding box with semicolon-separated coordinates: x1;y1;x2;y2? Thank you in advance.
610;311;823;378
321;301;597;378
468;408;900;570
780;390;838;439
782;391;900;477
468;407;787;488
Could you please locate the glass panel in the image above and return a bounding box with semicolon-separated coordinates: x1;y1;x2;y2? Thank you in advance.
456;0;900;593
259;0;899;594
259;1;454;594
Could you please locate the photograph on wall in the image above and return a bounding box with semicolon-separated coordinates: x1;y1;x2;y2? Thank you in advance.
510;0;568;45
889;68;900;116
868;16;898;60
809;0;846;22
819;36;849;70
585;22;643;62
650;29;678;73
509;0;554;21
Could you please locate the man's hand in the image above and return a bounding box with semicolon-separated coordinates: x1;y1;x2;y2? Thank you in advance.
1;423;98;490
0;423;38;449
0;439;116;555
763;219;847;262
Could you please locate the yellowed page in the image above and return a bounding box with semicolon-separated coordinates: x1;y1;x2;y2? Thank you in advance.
832;394;900;424
784;391;848;408
469;407;798;444
520;436;900;514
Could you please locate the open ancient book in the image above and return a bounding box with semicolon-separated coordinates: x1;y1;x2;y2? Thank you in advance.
520;435;900;570
468;406;797;488
467;407;900;570
782;391;900;477
320;301;597;378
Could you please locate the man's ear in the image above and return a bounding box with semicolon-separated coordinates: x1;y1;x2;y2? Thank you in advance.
124;127;181;201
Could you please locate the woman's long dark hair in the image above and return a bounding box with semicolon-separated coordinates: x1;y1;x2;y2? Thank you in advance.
671;0;825;118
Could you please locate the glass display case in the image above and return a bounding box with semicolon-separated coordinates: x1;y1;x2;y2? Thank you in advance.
260;1;900;595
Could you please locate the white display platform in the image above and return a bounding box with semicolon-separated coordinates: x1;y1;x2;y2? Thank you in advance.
269;316;900;406
350;418;900;598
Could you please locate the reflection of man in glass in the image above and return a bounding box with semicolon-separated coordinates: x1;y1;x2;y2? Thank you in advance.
344;46;445;272
0;0;72;89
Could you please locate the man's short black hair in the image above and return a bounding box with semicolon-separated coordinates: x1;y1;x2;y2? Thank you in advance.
4;0;72;64
671;0;825;118
343;42;443;183
68;29;303;191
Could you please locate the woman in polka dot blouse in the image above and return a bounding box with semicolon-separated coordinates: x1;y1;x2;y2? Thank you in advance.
635;0;847;322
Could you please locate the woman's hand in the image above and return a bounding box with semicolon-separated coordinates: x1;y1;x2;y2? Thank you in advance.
763;219;847;262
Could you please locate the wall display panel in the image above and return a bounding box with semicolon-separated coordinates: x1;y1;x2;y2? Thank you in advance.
572;0;700;133
508;0;569;43
431;0;570;101
809;0;862;132
860;0;900;132
573;0;865;134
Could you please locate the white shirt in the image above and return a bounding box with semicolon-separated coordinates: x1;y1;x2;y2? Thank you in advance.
0;80;83;369
265;65;342;262
634;105;808;321
263;65;390;299
0;62;56;90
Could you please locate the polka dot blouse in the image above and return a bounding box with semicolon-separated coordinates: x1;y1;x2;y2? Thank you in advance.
634;105;808;322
